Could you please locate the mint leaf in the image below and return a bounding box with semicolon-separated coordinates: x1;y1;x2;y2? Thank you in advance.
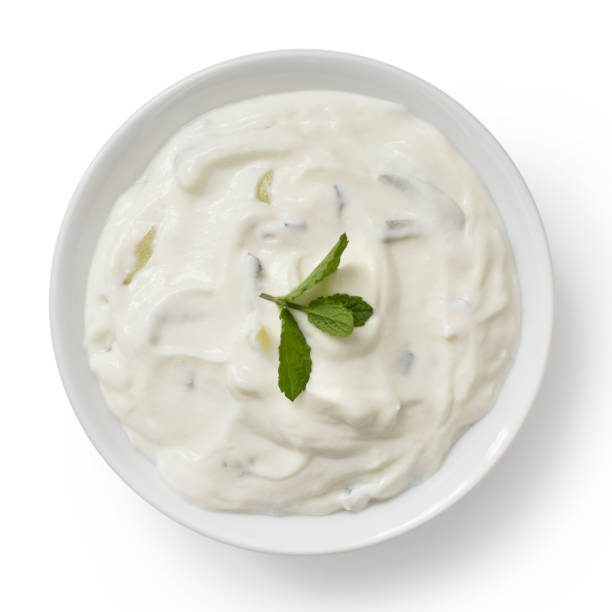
283;233;348;301
306;302;354;337
308;294;374;327
278;308;312;401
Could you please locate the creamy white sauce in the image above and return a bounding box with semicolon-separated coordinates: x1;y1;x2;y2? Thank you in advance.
85;91;520;515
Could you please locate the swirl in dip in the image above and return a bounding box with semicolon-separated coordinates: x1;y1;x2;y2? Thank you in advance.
85;91;520;514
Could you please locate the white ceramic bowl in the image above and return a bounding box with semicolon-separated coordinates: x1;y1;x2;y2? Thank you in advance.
50;50;553;554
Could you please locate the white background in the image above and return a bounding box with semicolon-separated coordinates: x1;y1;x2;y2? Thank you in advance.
3;1;611;610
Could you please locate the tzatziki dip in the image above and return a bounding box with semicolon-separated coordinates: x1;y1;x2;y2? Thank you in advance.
85;91;520;515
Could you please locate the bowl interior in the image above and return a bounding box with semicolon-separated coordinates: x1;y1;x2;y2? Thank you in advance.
50;50;552;554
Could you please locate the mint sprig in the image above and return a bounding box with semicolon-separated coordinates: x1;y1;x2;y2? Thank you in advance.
259;234;374;401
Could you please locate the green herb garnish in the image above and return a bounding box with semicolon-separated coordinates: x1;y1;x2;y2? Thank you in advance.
283;232;348;301
259;233;374;401
307;293;374;328
277;308;312;401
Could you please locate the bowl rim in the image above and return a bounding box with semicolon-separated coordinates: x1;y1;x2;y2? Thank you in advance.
50;49;554;554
